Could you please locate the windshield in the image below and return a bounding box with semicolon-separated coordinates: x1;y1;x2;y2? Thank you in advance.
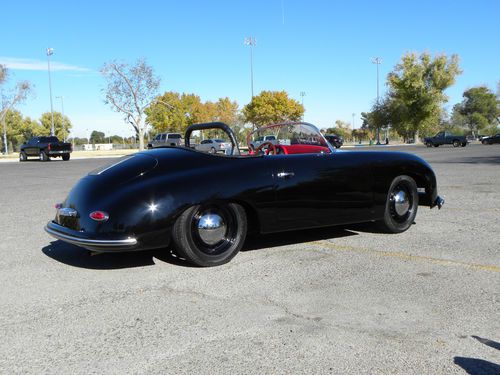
247;122;332;154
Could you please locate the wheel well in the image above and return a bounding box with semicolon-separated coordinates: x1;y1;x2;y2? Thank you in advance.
406;172;431;205
231;200;260;234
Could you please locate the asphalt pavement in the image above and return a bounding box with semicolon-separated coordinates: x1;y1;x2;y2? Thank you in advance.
0;143;499;374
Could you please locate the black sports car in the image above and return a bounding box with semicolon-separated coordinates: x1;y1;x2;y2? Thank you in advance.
45;122;444;267
481;134;500;145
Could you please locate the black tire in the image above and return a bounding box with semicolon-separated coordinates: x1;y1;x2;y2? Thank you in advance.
19;151;27;162
452;140;460;147
378;175;418;233
209;147;216;154
461;142;467;147
62;154;70;161
39;150;49;161
433;144;439;147
172;203;247;267
426;142;432;148
481;140;487;145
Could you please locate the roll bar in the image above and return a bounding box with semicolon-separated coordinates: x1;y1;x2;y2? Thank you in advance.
185;122;240;155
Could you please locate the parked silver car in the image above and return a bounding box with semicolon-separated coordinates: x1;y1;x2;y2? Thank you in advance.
195;139;230;153
147;133;182;148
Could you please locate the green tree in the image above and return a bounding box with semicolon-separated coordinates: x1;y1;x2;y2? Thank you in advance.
386;52;461;141
39;112;72;140
0;110;42;151
146;93;240;137
90;130;106;143
101;59;160;150
360;99;392;142
146;92;204;134
242;90;304;128
1;65;33;153
455;86;499;136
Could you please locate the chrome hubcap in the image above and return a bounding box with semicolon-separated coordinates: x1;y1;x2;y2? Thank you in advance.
197;213;226;245
393;190;410;216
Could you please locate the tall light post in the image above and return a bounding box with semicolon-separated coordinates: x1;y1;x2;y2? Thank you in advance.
244;37;256;99
300;91;306;120
371;57;382;144
46;48;55;136
55;96;65;141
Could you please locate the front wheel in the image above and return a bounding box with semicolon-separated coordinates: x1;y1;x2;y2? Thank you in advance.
209;147;216;154
453;140;460;147
378;175;418;233
425;142;432;148
172;203;247;267
19;151;27;162
461;142;467;147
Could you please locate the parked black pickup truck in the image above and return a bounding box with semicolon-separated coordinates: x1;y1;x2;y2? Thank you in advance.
423;131;468;148
20;136;72;161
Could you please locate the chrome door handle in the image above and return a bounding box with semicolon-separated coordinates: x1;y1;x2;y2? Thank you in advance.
277;171;295;179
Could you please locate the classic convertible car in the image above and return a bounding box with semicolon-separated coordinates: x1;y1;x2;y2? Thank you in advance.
45;122;444;267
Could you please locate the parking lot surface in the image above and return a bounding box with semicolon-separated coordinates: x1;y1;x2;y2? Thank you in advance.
0;144;499;374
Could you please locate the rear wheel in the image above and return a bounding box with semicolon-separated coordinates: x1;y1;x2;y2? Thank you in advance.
433;144;439;147
39;150;49;161
453;140;460;147
19;151;27;162
461;142;467;147
209;147;216;154
426;142;432;148
62;154;70;161
378;175;418;233
172;203;247;267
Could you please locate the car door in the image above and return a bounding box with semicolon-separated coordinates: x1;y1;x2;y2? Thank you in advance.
25;138;39;156
272;152;375;231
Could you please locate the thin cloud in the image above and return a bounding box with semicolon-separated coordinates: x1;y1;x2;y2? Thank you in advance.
0;57;91;72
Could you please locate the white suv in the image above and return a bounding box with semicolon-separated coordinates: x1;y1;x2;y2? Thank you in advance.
148;133;182;148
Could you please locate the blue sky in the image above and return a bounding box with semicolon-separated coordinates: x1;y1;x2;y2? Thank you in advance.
1;0;499;138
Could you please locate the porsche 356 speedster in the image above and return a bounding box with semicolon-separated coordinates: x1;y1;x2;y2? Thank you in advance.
45;122;444;267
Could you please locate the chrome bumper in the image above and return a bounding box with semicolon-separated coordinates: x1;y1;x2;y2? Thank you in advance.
45;221;137;251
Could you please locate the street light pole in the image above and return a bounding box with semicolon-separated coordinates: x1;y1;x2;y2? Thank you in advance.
46;48;55;136
300;91;306;120
371;57;382;144
244;37;256;99
56;96;65;141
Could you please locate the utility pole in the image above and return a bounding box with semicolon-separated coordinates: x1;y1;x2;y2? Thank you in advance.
244;37;256;99
46;48;55;136
56;96;65;141
300;91;306;120
371;57;382;144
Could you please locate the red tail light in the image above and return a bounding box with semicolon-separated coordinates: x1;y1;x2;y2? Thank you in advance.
89;211;109;221
48;143;51;151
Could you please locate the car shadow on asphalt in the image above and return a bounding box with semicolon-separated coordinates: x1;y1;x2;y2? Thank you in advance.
42;226;360;269
453;336;500;375
242;226;358;252
42;240;191;270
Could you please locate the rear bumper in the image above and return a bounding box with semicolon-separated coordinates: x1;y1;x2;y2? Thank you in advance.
45;221;138;252
48;150;71;155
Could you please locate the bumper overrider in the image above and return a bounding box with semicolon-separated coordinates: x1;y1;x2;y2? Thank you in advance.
45;221;138;252
432;195;445;209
